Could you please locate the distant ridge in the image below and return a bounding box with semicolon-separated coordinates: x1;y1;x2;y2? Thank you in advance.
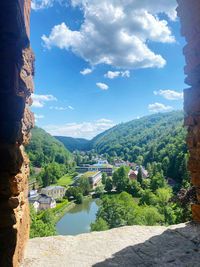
54;136;91;152
55;110;185;154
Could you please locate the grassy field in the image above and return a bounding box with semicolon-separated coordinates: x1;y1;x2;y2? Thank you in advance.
54;174;74;187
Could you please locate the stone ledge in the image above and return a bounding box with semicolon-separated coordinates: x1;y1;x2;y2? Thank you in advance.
21;222;200;267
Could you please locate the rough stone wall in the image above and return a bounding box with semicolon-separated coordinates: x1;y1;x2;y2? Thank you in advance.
177;0;200;221
0;0;34;266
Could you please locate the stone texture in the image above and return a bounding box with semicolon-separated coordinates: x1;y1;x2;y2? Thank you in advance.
178;0;200;221
21;222;200;267
0;0;34;266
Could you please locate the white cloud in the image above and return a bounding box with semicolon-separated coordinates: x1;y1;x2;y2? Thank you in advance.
42;0;176;70
32;94;57;108
31;0;55;10
154;90;183;100
96;82;109;90
80;68;92;75
148;102;172;113
121;70;130;78
43;119;115;139
104;71;120;79
50;105;74;110
34;114;45;119
68;105;74;110
104;70;130;79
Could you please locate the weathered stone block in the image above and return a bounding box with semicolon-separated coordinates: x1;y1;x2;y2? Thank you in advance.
191;203;200;222
0;144;23;174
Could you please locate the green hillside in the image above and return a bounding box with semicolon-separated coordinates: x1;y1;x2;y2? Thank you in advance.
26;126;71;168
54;136;90;152
91;111;188;183
56;110;188;184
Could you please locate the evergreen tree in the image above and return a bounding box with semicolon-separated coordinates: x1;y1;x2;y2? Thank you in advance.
137;167;143;184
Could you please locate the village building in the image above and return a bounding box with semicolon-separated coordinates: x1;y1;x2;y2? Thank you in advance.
114;158;127;167
85;171;102;189
128;170;138;180
167;178;178;188
41;185;66;199
28;190;56;211
128;166;148;181
76;164;114;176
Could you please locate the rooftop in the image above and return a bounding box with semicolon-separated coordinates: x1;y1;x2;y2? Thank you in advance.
42;186;65;190
83;171;100;177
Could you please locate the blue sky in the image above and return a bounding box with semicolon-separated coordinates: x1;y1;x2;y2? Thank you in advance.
30;0;186;139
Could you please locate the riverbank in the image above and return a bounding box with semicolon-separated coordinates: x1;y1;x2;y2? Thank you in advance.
54;195;93;225
55;197;99;235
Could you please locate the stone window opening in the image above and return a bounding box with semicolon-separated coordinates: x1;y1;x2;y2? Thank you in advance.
1;0;200;266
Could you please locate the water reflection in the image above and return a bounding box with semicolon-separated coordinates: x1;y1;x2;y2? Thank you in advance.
55;198;100;236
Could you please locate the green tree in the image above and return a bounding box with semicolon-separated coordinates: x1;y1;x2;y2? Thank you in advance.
150;171;167;192
137;167;143;184
78;176;90;195
102;172;108;184
105;177;113;192
90;218;109;232
139;189;157;206
41;210;55;225
76;193;83;204
112;166;129;192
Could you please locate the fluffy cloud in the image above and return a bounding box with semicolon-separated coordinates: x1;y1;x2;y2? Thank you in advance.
42;0;176;70
121;70;130;78
148;102;172;113
43;119;115;139
96;82;109;90
104;70;130;79
154;90;183;100
50;105;74;110
68;105;74;110
104;71;120;79
32;94;57;108
31;0;55;10
80;68;93;75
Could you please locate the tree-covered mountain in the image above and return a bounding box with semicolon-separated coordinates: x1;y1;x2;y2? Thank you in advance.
54;136;90;152
25;127;71;168
56;111;188;184
91;111;188;183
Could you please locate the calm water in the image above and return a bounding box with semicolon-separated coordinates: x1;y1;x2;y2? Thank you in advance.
55;198;100;235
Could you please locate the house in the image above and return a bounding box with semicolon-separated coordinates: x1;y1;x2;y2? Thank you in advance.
28;190;56;211
167;178;178;187
41;186;66;199
128;170;138;180
76;164;114;176
114;159;126;167
128;167;148;181
77;171;102;189
28;189;38;199
135;165;149;179
37;194;56;210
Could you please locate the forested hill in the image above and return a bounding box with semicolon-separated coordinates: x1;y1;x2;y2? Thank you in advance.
25;127;71;168
54;136;90;152
55;110;188;183
91;110;186;157
91;110;188;183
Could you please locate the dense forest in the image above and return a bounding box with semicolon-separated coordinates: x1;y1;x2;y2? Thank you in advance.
55;136;90;152
26;127;71;168
56;111;189;185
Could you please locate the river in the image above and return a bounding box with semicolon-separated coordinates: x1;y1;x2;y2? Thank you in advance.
55;198;100;235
